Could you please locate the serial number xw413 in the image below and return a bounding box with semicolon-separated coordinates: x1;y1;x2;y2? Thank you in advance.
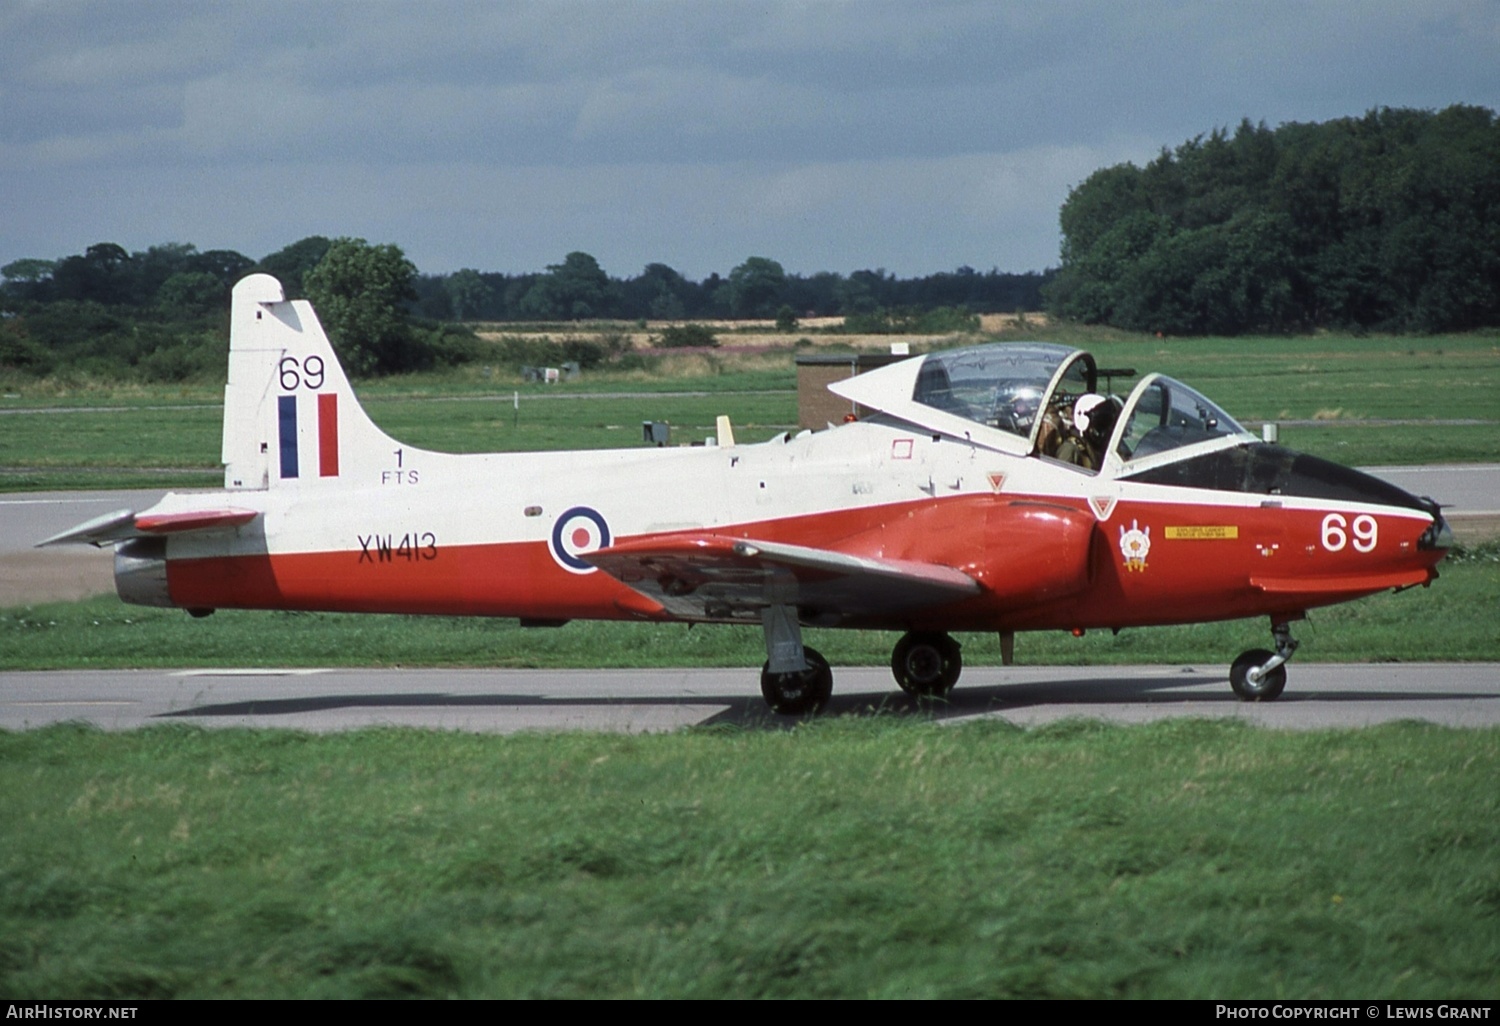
357;532;438;564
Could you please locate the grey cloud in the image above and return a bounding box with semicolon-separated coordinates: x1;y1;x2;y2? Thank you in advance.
2;0;1496;277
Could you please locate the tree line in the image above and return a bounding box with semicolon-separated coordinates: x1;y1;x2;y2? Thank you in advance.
1;241;1049;326
413;253;1048;324
1044;104;1500;334
1;238;1048;379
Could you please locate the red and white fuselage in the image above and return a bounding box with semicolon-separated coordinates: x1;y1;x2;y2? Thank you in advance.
45;274;1448;711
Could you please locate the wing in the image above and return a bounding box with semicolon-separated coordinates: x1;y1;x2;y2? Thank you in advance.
584;533;980;624
38;507;259;548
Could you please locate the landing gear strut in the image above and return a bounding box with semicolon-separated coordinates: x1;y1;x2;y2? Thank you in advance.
759;602;833;715
891;631;962;697
1229;621;1300;701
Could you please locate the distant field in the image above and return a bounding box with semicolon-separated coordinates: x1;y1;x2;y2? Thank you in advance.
0;330;1494;491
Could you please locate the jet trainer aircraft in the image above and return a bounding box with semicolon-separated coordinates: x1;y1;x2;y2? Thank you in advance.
43;274;1452;714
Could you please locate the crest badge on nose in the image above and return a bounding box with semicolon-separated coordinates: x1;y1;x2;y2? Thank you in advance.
1119;519;1150;572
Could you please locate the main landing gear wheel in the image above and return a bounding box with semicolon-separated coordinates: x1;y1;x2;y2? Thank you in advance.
891;631;962;697
1229;648;1286;701
761;646;833;716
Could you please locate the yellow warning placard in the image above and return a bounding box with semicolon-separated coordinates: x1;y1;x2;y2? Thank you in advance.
1165;525;1239;540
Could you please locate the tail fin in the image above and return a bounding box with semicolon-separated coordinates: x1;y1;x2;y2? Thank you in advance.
222;273;397;490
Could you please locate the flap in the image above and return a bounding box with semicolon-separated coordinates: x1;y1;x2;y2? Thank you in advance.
585;533;979;623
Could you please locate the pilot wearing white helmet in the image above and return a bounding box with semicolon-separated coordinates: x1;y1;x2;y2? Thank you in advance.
1058;393;1118;470
1074;393;1107;435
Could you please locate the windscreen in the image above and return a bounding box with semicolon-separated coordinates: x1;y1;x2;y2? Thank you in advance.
1114;375;1253;463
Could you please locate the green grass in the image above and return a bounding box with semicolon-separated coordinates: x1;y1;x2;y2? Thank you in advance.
1;331;1495;491
2;719;1496;998
365;390;796;454
1074;333;1500;423
1278;423;1499;467
0;391;798;490
4;543;1496;670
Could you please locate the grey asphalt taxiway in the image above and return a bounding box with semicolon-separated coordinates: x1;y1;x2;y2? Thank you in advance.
3;663;1498;733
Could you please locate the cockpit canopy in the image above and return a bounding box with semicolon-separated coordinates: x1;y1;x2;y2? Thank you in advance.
829;341;1433;514
1112;374;1252;466
830;341;1255;474
912;343;1091;444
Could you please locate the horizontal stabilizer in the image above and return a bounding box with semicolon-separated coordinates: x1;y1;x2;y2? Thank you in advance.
135;509;260;534
38;507;259;548
36;508;138;548
586;533;978;623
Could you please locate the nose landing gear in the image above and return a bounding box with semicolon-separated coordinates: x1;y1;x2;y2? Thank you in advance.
1230;621;1300;701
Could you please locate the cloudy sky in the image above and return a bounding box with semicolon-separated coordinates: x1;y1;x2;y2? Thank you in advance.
3;0;1497;281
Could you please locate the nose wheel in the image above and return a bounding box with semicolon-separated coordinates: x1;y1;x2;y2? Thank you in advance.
891;631;962;697
1229;622;1299;701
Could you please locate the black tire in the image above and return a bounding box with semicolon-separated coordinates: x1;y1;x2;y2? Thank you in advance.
1230;648;1287;701
760;646;834;715
891;631;962;697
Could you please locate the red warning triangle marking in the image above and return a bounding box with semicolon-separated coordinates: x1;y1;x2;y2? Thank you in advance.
987;472;1006;493
1090;495;1117;520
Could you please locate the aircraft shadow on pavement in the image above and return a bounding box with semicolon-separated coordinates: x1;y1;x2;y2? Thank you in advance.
155;673;1212;722
823;675;1500;725
153;669;1496;731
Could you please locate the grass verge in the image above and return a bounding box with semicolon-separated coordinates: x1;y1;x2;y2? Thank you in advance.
2;718;1496;998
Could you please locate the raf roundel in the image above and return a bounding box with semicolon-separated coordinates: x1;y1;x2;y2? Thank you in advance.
549;506;611;574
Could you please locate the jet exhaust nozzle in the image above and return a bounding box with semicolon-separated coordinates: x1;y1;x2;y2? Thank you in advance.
115;537;174;607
